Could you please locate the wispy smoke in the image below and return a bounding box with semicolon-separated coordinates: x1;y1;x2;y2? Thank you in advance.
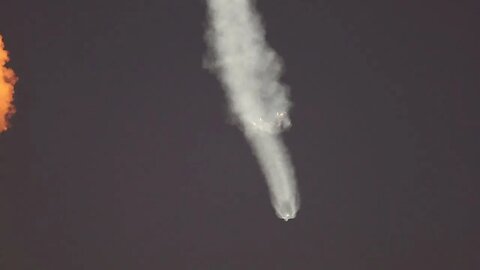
0;35;18;133
204;0;300;221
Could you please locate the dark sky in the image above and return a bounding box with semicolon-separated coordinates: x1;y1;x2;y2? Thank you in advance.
1;0;479;269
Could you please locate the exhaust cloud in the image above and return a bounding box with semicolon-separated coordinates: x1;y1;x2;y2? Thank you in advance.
204;0;300;221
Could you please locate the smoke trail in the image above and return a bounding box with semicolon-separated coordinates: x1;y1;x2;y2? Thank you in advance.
204;0;300;221
0;35;18;133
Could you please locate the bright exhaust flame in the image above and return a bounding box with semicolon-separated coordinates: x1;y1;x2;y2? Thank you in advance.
0;35;18;132
205;0;300;221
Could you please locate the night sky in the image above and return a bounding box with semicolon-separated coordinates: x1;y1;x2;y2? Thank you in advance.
1;0;479;269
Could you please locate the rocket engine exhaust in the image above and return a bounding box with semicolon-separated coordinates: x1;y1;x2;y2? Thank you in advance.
0;35;18;133
204;0;300;221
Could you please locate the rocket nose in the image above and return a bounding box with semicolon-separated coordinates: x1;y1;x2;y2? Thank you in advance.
277;200;296;221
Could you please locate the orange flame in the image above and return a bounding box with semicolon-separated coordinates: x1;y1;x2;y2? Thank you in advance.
0;35;18;132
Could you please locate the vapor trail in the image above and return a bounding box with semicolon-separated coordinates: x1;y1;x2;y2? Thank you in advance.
0;35;17;133
204;0;300;220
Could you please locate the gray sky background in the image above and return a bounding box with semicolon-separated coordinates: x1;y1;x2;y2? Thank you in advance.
1;1;479;269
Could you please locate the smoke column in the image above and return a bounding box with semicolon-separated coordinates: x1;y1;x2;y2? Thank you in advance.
204;0;300;221
0;35;17;133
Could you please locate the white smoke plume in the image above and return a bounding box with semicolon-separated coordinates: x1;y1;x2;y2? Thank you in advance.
204;0;300;221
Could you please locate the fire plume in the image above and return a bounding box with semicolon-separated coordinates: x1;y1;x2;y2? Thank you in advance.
0;35;18;132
